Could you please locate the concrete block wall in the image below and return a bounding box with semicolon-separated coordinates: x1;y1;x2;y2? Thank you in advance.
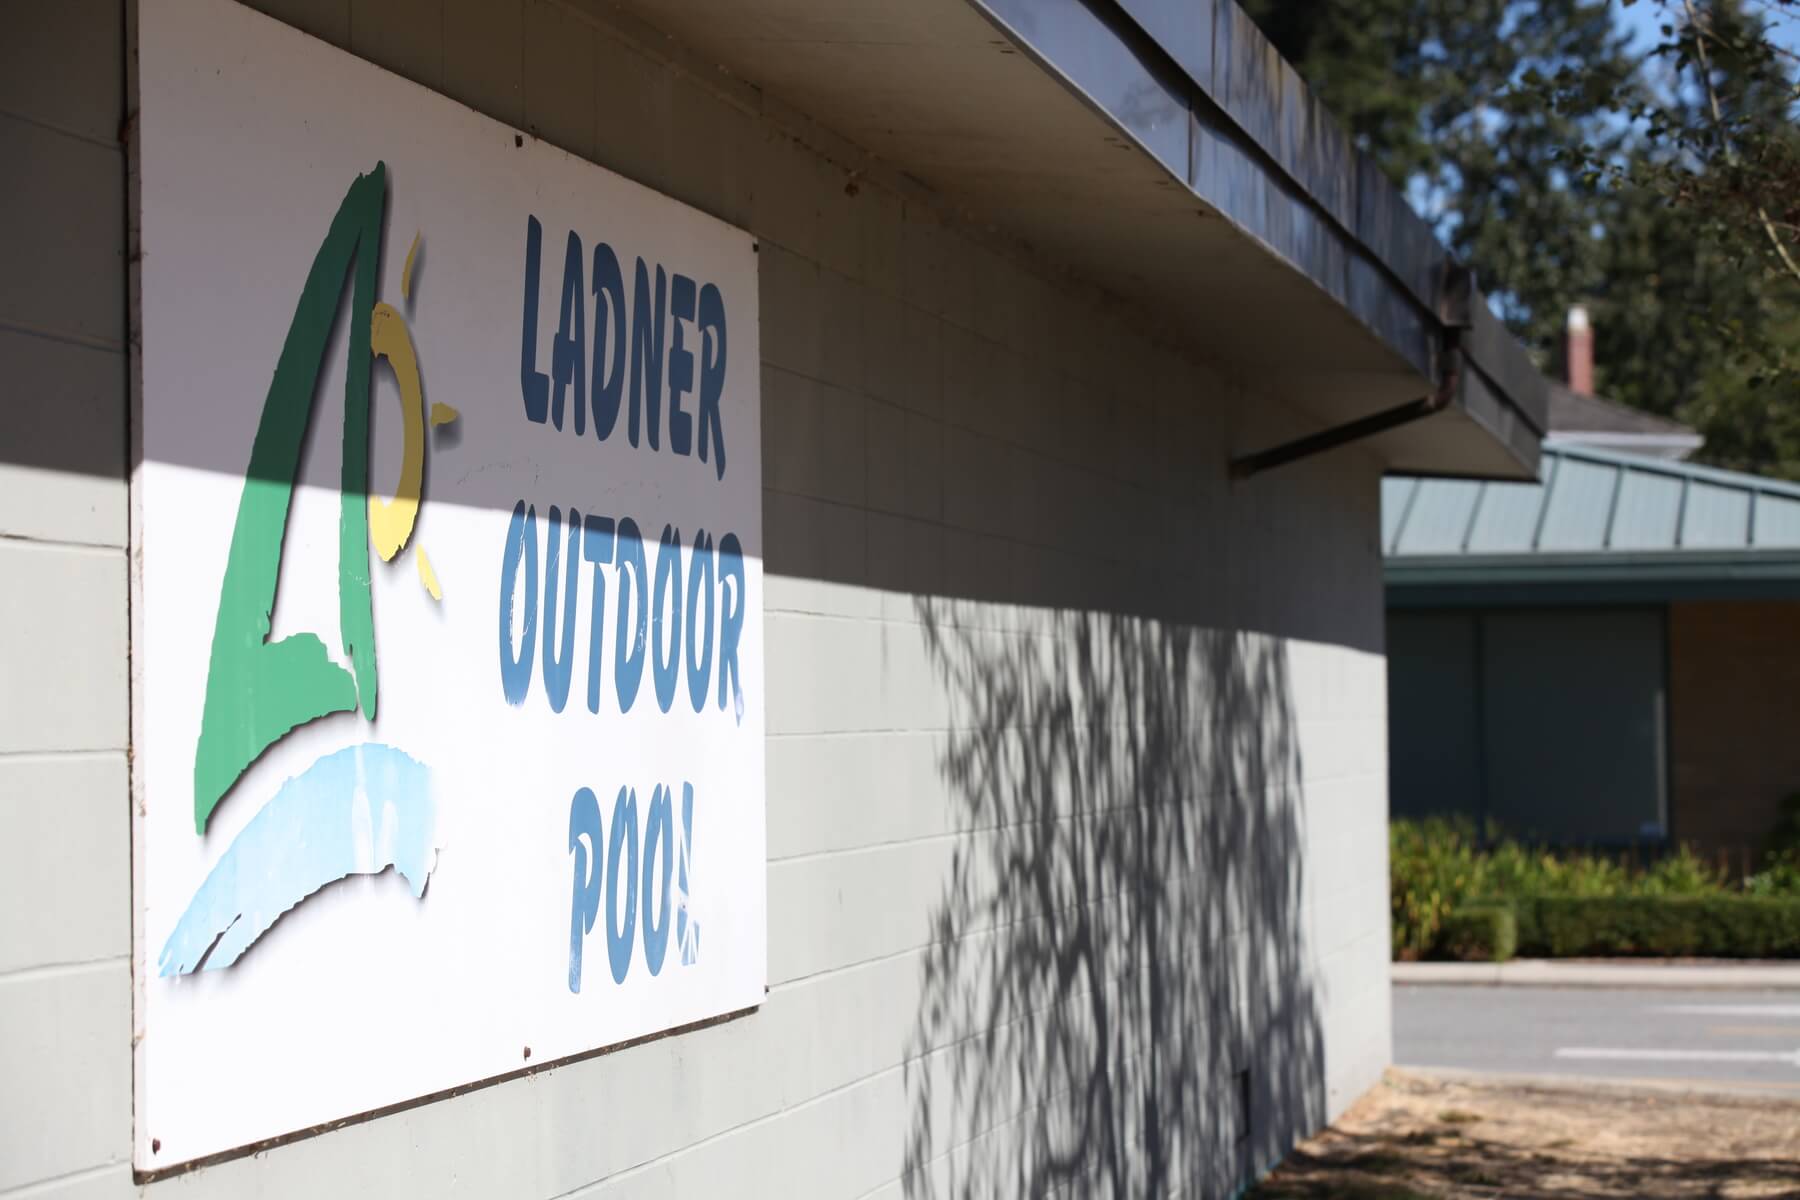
0;0;136;1196
0;0;1391;1195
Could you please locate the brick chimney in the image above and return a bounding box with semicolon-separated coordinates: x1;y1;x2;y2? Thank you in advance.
1566;304;1593;396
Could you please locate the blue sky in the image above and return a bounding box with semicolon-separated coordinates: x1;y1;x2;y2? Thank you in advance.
1406;1;1800;318
1613;0;1800;62
1407;1;1798;233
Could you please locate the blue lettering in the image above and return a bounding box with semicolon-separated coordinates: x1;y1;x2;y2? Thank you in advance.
652;524;683;713
642;785;674;975
698;282;728;479
496;499;747;719
541;506;580;713
499;501;538;705
591;242;626;440
605;786;639;985
717;532;745;717
667;274;696;456
629;259;666;450
678;782;699;964
552;232;586;433
614;518;648;712
567;786;603;993
565;779;700;988
519;217;549;424
685;530;716;712
522;224;724;477
582;513;616;714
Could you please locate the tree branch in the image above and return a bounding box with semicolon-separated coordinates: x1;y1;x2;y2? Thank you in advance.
1681;0;1800;285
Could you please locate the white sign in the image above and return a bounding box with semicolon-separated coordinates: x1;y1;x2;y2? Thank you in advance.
133;0;764;1169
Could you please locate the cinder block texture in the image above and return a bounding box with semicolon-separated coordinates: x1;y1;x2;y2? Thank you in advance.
0;755;130;975
0;4;134;1196
442;0;523;127
349;0;443;92
0;0;123;144
0;542;129;756
0;962;132;1193
0;114;126;349
0;0;1392;1194
0;330;127;547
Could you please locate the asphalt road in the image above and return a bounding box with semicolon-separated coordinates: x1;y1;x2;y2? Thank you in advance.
1394;984;1800;1095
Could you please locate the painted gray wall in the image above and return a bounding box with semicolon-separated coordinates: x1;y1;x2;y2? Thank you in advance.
0;1;1390;1195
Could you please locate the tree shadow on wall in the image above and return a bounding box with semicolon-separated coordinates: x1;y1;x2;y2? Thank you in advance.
901;600;1326;1198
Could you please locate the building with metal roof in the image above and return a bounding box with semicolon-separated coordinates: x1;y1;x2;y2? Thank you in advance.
1385;444;1800;604
1384;444;1800;861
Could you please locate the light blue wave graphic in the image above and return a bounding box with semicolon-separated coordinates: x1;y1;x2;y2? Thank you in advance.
160;742;436;976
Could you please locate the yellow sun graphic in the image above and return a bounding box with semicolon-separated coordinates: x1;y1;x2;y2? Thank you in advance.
368;230;458;600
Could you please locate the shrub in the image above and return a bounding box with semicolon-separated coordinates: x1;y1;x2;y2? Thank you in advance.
1745;857;1800;897
1480;839;1632;898
1438;903;1517;963
1510;895;1543;954
1637;845;1726;896
1390;819;1483;959
1747;796;1800;896
1387;819;1800;958
1525;896;1800;958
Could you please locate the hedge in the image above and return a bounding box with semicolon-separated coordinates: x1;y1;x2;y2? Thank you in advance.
1439;895;1800;960
1527;895;1800;958
1438;903;1517;963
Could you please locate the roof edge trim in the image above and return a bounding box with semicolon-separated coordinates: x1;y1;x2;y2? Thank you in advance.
972;0;1546;476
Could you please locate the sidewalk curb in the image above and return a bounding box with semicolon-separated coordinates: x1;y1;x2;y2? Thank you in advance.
1392;958;1800;989
1391;1065;1800;1104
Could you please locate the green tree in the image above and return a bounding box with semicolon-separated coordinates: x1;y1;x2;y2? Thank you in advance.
1246;0;1800;477
1635;1;1800;288
1611;0;1800;473
1243;1;1639;351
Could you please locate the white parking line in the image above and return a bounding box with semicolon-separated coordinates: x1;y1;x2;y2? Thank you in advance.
1557;1046;1800;1067
1653;1004;1800;1018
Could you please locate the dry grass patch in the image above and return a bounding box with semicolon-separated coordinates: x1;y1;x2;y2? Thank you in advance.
1252;1069;1800;1199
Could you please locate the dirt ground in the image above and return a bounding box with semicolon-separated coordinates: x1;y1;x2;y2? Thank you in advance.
1251;1069;1800;1199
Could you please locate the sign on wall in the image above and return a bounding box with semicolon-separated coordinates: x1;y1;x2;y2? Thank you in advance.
133;0;764;1169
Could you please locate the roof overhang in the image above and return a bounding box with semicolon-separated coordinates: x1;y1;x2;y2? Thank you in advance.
1388;551;1800;607
594;0;1546;480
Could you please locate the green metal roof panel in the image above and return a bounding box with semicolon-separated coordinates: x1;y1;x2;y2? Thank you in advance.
1382;477;1418;551
1465;458;1556;552
1609;467;1682;550
1397;479;1483;553
1682;481;1752;548
1756;495;1800;547
1537;456;1615;550
1387;443;1800;561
